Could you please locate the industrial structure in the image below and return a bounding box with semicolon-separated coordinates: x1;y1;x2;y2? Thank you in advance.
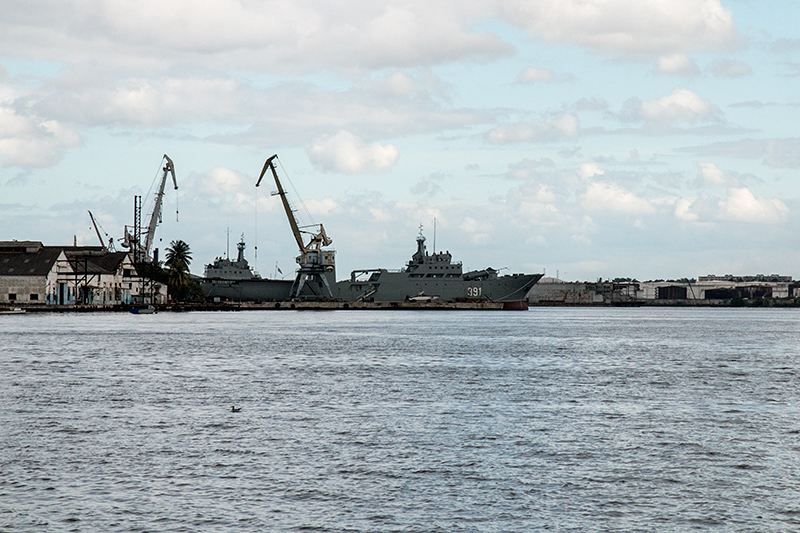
528;275;800;305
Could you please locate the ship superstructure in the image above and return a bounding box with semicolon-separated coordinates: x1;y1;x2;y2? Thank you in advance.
203;237;259;280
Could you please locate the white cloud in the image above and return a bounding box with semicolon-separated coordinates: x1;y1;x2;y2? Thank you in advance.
580;182;655;215
674;198;699;222
499;0;739;56
28;71;490;147
308;130;399;173
35;76;240;127
517;67;555;83
372;71;419;97
578;163;604;180
640;87;713;124
533;184;557;203
305;197;340;216
486;114;578;144
655;54;699;76
460;216;493;245
0;1;513;73
697;162;739;187
198;167;247;197
0;104;81;168
717;188;789;224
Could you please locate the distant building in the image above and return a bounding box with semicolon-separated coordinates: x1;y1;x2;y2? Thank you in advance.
0;241;72;304
639;276;798;301
0;241;167;306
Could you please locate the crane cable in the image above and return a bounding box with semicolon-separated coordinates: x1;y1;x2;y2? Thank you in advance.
276;156;316;229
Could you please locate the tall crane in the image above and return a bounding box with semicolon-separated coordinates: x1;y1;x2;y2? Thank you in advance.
256;154;335;300
143;154;178;257
121;154;178;262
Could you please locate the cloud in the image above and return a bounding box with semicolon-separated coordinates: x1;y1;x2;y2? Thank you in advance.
29;70;494;147
304;197;340;216
1;1;741;74
460;216;493;245
578;163;604;180
410;173;444;196
574;97;609;112
681;138;800;169
717;188;789;224
639;87;714;124
0;0;513;74
197;167;248;197
499;0;739;56
709;59;752;78
505;158;556;180
371;71;420;98
35;76;241;127
308;130;399;173
0;102;82;168
516;67;578;84
674;198;699;222
486;114;578;144
517;67;555;83
579;182;655;215
697;162;739;187
655;54;699;76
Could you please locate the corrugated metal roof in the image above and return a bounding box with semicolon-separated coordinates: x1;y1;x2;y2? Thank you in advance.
0;248;63;277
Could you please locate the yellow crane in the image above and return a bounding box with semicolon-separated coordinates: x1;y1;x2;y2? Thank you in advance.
256;154;335;299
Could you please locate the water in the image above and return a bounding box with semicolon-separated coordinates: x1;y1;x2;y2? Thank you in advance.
1;308;799;532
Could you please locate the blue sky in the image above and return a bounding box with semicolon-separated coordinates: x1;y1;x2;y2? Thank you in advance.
1;0;799;281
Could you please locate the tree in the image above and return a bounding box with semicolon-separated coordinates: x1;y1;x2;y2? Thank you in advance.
164;240;200;302
165;239;192;274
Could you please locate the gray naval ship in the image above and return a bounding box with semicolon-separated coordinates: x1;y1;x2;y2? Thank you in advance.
198;237;293;301
243;154;544;305
332;230;542;303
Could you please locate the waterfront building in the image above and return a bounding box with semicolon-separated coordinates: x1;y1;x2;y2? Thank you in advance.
0;241;73;305
0;241;167;307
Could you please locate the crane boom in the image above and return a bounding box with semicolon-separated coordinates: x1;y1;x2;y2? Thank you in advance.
257;155;305;253
88;211;108;252
143;154;178;256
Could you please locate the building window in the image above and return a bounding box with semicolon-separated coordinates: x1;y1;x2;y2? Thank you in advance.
8;293;16;301
29;293;39;301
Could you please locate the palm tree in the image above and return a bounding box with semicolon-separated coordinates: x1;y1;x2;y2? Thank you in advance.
165;239;192;274
165;240;193;299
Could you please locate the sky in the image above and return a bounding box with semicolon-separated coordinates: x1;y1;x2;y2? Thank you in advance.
1;0;799;281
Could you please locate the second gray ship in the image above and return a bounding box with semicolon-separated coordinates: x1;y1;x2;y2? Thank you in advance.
199;237;293;302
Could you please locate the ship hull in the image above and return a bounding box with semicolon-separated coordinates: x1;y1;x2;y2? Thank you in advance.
199;278;293;302
333;272;543;303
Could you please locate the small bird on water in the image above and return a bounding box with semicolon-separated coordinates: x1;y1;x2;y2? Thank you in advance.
231;406;241;413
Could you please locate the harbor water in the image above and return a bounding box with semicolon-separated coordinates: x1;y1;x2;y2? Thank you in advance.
2;308;799;531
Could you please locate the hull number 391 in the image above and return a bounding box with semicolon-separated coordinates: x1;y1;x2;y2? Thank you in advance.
467;286;482;297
